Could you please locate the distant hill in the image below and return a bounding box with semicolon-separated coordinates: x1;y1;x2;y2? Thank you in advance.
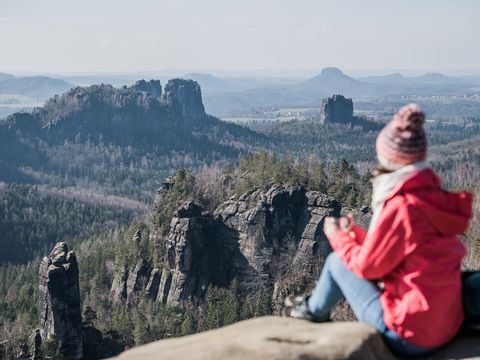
183;73;228;92
297;67;372;96
0;73;14;82
201;68;480;116
0;75;73;99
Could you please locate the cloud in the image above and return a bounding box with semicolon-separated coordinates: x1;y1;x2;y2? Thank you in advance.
0;16;8;24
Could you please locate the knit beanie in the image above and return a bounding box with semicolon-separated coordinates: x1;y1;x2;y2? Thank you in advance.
376;103;427;171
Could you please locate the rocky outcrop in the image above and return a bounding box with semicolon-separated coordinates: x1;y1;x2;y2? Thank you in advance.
3;78;209;146
111;316;480;360
164;202;236;306
163;79;206;122
133;183;342;308
125;259;152;306
110;263;129;304
38;242;83;360
131;79;162;98
319;94;354;125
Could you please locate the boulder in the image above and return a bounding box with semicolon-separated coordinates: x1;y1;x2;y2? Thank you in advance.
110;316;480;360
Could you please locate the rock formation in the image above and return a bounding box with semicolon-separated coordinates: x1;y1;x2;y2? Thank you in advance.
163;79;206;122
110;316;480;360
113;180;343;308
38;242;83;360
131;79;162;98
319;94;354;125
2;78;209;147
34;242;124;360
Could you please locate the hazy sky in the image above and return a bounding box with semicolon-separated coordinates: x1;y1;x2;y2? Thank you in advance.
1;0;479;75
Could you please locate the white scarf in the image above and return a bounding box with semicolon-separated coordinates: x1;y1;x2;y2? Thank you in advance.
368;161;430;232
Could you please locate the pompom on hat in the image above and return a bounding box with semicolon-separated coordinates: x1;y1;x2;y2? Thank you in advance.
376;104;427;171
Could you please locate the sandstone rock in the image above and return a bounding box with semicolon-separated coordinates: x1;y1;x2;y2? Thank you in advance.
320;94;354;125
131;79;162;98
110;263;129;304
164;203;236;306
38;242;83;360
145;268;161;300
111;316;395;360
111;316;480;360
151;184;343;307
126;259;152;306
163;79;206;122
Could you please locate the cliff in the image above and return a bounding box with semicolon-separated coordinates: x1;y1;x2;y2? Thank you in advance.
111;316;480;360
109;179;372;309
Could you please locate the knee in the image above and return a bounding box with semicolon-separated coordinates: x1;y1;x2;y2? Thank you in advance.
324;252;345;272
325;252;340;266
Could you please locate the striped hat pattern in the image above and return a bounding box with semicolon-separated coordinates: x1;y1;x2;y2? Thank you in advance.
376;104;427;170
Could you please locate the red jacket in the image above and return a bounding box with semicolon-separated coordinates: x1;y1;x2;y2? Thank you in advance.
329;168;473;347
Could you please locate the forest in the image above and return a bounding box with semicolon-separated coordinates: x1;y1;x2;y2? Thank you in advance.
0;82;479;359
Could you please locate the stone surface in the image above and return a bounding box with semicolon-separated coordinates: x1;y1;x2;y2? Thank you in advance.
38;242;83;360
111;317;480;360
112;316;395;360
320;94;354;125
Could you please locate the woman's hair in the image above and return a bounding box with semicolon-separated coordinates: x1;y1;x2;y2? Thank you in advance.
372;164;394;178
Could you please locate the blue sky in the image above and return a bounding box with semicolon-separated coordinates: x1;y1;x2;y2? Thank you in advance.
0;0;479;75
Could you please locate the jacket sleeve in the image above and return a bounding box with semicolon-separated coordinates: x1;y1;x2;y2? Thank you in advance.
328;198;416;279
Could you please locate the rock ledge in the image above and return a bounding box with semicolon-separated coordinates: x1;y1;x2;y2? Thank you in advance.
111;316;480;360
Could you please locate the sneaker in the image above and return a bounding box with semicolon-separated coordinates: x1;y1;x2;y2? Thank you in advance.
283;294;329;322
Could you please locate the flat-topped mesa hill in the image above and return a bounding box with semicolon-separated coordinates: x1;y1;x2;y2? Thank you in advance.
0;78;263;185
1;79;212;144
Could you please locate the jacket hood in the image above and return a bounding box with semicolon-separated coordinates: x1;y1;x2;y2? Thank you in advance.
395;169;473;236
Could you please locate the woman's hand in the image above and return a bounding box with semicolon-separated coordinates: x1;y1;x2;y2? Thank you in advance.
324;214;355;239
323;217;340;238
339;213;354;232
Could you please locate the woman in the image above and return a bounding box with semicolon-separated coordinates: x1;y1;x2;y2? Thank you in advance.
285;104;473;357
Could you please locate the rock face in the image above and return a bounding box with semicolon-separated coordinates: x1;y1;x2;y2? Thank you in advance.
113;181;342;308
131;79;162;98
3;78;209;146
111;316;480;360
163;202;236;306
38;242;83;360
163;79;206;122
319;94;354;125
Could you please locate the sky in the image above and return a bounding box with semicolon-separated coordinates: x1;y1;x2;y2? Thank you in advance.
0;0;479;76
